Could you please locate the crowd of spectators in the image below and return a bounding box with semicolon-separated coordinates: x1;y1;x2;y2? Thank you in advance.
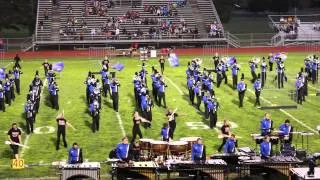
313;22;320;31
144;3;178;17
207;21;223;38
275;16;299;34
273;16;299;40
56;0;225;40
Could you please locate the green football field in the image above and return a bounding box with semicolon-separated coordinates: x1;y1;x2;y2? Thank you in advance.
0;53;320;178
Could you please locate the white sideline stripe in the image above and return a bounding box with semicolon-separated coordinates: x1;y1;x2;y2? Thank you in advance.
116;112;126;137
164;76;184;95
20;79;48;158
247;89;318;134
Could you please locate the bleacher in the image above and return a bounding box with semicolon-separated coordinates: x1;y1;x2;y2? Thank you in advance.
35;0;226;44
36;0;53;41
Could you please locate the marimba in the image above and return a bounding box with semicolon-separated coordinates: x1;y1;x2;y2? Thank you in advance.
59;162;100;180
238;156;303;177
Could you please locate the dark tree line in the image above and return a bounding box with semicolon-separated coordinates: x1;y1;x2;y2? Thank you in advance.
0;0;37;35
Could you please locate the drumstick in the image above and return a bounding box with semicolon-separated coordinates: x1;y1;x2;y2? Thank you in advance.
5;141;30;148
67;122;77;131
168;108;178;122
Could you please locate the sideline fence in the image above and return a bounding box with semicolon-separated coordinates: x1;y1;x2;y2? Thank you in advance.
88;47;116;59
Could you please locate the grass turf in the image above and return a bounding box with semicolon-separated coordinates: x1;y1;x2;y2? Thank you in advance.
0;53;320;178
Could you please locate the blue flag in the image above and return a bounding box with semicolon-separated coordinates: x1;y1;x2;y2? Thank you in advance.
52;62;64;72
112;63;124;71
226;56;236;67
168;53;179;67
0;68;5;79
271;52;287;62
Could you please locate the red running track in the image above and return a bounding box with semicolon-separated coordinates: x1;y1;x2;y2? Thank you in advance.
2;46;312;59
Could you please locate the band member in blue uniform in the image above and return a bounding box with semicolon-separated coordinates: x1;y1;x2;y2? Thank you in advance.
221;62;228;84
24;99;35;134
237;75;246;108
157;77;167;108
253;75;262;107
110;78;120;112
278;119;293;144
13;67;22;95
311;60;318;84
231;63;239;89
260;58;267;87
4;77;12;105
207;96;218;128
68;142;83;164
195;82;202;110
116;137;131;161
223;134;237;154
146;95;154;127
49;81;59;110
8;123;22;159
191;138;206;161
260;113;273;136
0;83;5;112
249;60;257;83
260;136;271;159
296;76;304;104
89;99;100;133
161;123;170;141
276;61;285;89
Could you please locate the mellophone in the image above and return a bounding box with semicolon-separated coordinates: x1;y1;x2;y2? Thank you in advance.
59;162;100;180
139;137;200;158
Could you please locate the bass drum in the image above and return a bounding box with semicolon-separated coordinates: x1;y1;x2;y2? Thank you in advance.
150;141;168;153
168;141;188;155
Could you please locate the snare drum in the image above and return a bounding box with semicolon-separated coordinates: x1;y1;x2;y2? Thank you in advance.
270;136;279;144
150;141;168;153
139;138;153;150
254;136;264;144
168;141;188;154
180;137;200;151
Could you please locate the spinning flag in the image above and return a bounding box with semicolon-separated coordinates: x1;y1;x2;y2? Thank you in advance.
52;62;65;72
112;63;124;71
0;68;5;79
226;56;236;67
168;53;179;67
271;52;287;62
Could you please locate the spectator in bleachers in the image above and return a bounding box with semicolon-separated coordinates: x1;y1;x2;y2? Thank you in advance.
67;4;72;14
91;28;96;37
39;21;44;31
44;8;49;20
115;28;120;39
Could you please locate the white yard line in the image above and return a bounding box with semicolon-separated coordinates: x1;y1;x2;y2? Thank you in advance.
20;79;48;158
4;62;13;68
20;135;30;158
116;112;126;137
247;89;318;134
308;84;317;90
164;76;184;95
